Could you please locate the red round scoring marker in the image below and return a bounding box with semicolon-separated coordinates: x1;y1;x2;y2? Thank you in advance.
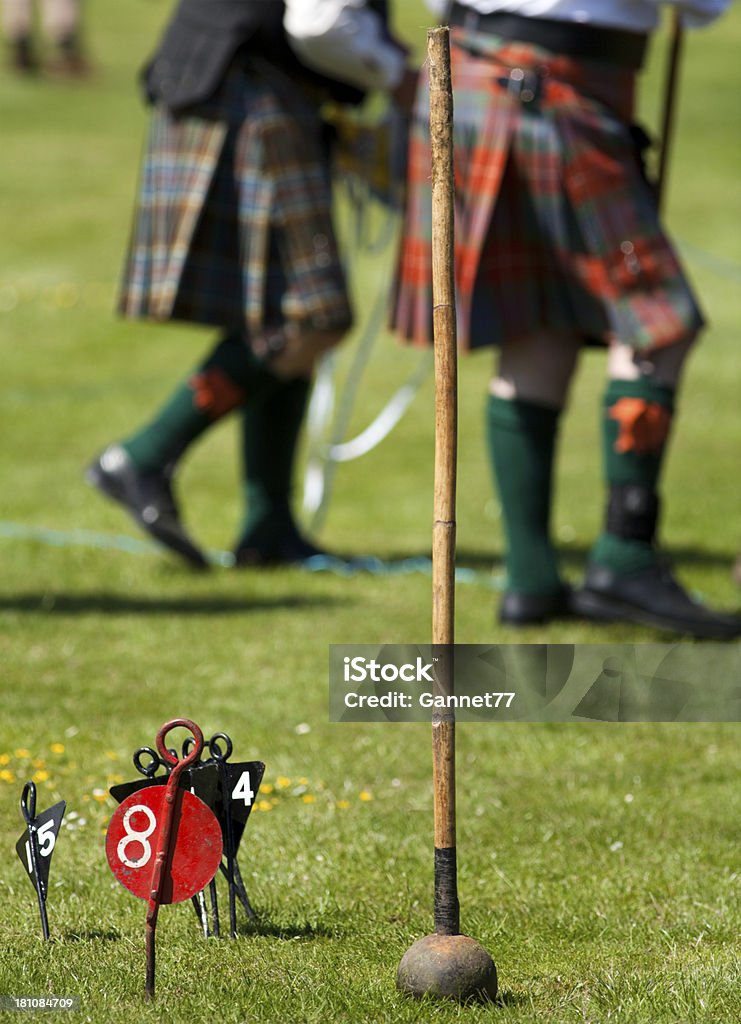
106;786;223;902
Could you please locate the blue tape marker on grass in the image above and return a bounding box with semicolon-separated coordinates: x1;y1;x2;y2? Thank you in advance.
0;521;504;589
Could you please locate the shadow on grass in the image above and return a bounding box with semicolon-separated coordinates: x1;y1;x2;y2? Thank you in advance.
489;989;529;1010
462;989;528;1010
454;544;737;572
0;592;343;616
236;917;340;940
58;929;121;943
403;989;528;1010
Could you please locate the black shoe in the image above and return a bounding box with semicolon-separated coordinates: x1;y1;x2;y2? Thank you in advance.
499;585;573;625
85;445;209;569
233;530;325;568
572;562;741;640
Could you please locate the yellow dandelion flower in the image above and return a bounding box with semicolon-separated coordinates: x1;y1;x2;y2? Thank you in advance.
14;748;31;759
261;783;274;795
50;743;65;754
276;776;291;789
92;788;108;802
32;770;50;783
298;777;309;785
336;799;350;809
0;769;15;783
105;751;118;761
0;754;10;765
359;790;373;802
32;758;46;769
302;794;316;804
257;800;273;811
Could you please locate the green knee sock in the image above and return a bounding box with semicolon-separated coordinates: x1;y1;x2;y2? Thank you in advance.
590;377;675;575
486;394;562;595
122;333;280;472
237;376;311;546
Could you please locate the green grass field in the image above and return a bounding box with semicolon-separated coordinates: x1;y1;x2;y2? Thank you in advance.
1;2;740;1021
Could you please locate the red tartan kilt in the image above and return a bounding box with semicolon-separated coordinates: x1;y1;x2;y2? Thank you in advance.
392;29;704;352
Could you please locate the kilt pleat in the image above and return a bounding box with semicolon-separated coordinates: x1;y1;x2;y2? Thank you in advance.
392;28;704;352
119;115;227;322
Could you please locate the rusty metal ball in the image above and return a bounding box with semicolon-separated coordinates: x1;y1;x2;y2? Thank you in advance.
397;933;498;1001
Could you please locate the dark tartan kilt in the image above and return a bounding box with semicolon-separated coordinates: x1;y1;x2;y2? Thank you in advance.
392;27;704;352
118;61;352;339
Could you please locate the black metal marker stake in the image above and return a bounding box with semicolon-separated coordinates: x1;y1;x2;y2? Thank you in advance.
182;735;226;938
208;878;221;937
224;858;256;920
182;738;220;938
210;735;239;937
20;782;50;941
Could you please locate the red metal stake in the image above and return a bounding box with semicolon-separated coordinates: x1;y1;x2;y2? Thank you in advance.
106;719;223;1001
145;719;204;1001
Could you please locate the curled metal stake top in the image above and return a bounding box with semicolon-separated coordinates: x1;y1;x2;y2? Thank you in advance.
134;746;167;778
208;732;233;761
21;781;37;825
156;719;204;777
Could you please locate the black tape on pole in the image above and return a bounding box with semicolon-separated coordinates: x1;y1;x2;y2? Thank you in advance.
434;846;460;935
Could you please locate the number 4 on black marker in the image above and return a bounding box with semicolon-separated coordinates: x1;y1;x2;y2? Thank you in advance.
222;761;265;845
231;770;254;806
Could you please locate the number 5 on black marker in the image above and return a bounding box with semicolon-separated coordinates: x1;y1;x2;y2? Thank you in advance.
16;799;66;894
16;785;66;942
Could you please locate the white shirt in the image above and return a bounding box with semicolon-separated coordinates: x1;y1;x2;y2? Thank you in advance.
285;0;407;92
424;0;732;32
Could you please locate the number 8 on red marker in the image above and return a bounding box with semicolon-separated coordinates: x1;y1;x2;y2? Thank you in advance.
117;804;157;869
106;785;222;903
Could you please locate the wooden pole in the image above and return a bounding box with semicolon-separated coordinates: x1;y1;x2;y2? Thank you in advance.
655;9;684;214
428;25;459;938
397;30;497;998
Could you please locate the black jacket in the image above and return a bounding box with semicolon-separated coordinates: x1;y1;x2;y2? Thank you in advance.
143;0;389;112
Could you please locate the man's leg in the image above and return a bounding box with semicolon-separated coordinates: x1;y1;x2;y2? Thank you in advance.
589;343;679;578
121;332;280;470
86;331;283;568
486;330;581;624
234;375;320;566
2;0;36;71
575;336;741;638
41;0;88;75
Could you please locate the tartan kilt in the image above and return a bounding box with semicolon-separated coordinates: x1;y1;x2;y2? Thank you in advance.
392;28;704;352
118;62;352;339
